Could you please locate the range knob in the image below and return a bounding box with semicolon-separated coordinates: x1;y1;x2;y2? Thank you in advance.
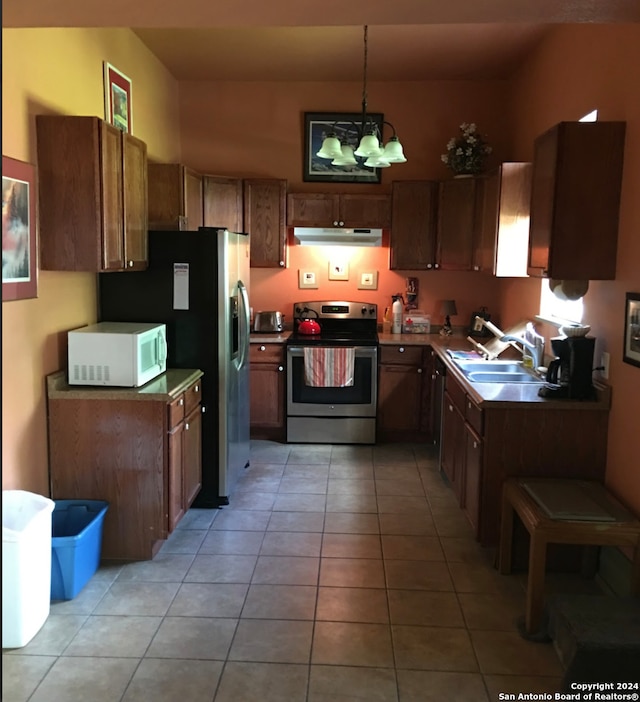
361;306;367;315
369;307;376;315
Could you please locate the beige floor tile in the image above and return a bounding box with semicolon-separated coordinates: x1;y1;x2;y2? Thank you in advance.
228;491;277;511
215;662;309;702
388;590;465;627
440;537;496;565
211;509;272;531
241;463;286;479
448;561;524;595
167;583;249;618
373;447;417;465
49;578;111;615
377;495;430;513
378;512;436;535
147;617;237;660
384;560;454;591
375;478;425;497
483;674;563;697
93;581;180;616
328;464;375;479
9;614;88;656
431;510;475;538
198;530;265;555
27;657;138;702
229;619;313;663
287;447;332;464
397;670;489;702
158;528;207;554
381;534;444;560
267;511;325;532
392;625;478;671
115;553;194;582
326;493;379;513
470;630;565;676
316;586;390;623
323;512;380;534
312;621;394;667
242;584;317;619
458;591;526;631
235;474;282;493
64;615;162;657
1;654;57;702
322;533;383;558
185;554;257;583
122;659;223;702
278;477;328;494
319;557;386;588
327;478;376;494
175;508;218;530
309;664;398;702
260;531;322;557
273;493;327;512
252;556;320;585
283;464;330;479
330;445;374;461
374;465;421;481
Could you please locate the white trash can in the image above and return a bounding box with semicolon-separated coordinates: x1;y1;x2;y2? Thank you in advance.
2;490;55;648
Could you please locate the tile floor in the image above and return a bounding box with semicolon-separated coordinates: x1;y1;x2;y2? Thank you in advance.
4;441;604;701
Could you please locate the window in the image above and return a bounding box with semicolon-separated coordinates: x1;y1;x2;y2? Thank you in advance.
539;279;584;324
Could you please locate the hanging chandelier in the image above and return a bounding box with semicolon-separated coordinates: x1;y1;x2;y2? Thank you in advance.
316;25;407;169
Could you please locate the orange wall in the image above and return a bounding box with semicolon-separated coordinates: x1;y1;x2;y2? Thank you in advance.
2;29;181;492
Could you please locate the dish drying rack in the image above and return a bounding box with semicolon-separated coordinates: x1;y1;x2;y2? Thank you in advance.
465;318;544;365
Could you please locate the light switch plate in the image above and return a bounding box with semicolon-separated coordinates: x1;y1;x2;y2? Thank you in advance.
358;271;378;290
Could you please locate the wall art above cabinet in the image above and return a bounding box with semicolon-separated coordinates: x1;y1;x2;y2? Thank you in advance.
36;115;148;272
528;121;626;280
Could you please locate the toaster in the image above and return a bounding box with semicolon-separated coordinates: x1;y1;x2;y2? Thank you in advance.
253;311;285;333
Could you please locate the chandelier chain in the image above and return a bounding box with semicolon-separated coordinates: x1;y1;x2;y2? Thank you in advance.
361;25;368;117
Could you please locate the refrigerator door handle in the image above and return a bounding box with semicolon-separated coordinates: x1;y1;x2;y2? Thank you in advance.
237;280;250;370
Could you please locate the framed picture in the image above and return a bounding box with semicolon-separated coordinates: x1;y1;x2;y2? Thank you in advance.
2;156;38;302
298;270;318;289
328;260;349;281
303;111;384;183
103;62;132;133
623;292;640;367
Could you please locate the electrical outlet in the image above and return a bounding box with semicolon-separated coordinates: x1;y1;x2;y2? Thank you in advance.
601;352;610;380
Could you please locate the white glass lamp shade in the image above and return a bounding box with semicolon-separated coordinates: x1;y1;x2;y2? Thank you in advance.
354;131;380;158
317;133;342;159
364;153;391;168
382;137;407;163
331;144;358;166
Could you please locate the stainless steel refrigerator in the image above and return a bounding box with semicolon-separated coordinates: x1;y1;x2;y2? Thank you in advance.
99;227;251;507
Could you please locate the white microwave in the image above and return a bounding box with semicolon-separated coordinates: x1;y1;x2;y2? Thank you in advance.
68;322;167;387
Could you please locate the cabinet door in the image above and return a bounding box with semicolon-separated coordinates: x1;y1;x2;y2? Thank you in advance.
464;424;483;534
101;123;126;271
250;362;285;429
441;390;465;502
183;404;202;508
287;193;339;226
390;181;437;270
122;133;148;270
377;364;423;435
339;194;391;227
244;179;287;268
168;420;185;532
437;177;478;271
204;175;243;232
184;168;204;229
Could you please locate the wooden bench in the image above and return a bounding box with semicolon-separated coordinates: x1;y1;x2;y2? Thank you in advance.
497;477;640;637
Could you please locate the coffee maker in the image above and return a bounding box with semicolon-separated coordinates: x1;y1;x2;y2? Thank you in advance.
538;336;596;400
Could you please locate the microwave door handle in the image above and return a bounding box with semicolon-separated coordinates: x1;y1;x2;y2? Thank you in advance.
237;280;250;370
157;333;167;366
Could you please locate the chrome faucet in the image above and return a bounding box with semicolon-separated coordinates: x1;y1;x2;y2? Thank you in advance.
499;334;543;370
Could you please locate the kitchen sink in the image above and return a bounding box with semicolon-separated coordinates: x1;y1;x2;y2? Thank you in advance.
452;359;544;384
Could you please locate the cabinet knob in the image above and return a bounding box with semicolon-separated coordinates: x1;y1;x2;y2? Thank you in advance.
128;260;134;268
195;385;199;393
278;365;284;372
333;221;339;227
426;264;433;269
448;404;453;412
417;368;423;374
260;345;266;351
398;347;405;353
339;221;344;226
201;406;206;413
185;422;190;431
473;441;478;449
473;265;479;271
279;261;285;267
179;398;184;406
468;401;472;409
434;263;440;269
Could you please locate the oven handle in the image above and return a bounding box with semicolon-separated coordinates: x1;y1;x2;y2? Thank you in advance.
287;346;377;358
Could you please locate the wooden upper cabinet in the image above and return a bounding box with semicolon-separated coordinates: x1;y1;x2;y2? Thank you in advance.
36;115;148;272
245;179;288;268
148;163;204;230
476;163;531;277
203;175;243;232
528;121;626;280
437;176;482;271
390;181;438;270
287;193;391;228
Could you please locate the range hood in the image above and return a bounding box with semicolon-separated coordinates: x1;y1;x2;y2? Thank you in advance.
292;227;383;247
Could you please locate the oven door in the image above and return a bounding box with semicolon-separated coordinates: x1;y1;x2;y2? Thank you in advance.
287;345;377;417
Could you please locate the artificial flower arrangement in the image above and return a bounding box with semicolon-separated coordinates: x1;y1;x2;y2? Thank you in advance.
441;123;492;175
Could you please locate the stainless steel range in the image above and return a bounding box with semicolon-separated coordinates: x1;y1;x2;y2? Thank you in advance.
286;300;378;444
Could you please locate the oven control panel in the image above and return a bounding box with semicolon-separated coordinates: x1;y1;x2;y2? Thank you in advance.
293;300;377;320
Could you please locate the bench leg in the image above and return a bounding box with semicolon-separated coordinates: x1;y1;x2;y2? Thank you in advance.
525;532;547;635
498;489;515;574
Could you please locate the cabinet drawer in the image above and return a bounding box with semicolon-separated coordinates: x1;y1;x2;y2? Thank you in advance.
168;395;186;428
184;379;202;415
465;397;483;435
250;343;285;363
379;345;423;366
445;374;466;413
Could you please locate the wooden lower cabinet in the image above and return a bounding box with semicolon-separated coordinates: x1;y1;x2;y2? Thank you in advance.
46;370;203;561
250;343;286;440
377;344;434;442
441;390;465;502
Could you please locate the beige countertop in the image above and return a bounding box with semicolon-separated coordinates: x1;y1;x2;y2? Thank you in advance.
250;332;291;344
47;368;204;401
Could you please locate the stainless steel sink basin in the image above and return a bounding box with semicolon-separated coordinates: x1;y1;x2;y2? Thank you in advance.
452;359;544;384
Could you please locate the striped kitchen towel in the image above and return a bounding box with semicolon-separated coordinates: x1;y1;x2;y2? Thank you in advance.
303;347;355;387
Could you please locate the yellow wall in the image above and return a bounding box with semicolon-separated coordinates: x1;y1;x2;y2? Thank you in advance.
2;29;181;492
